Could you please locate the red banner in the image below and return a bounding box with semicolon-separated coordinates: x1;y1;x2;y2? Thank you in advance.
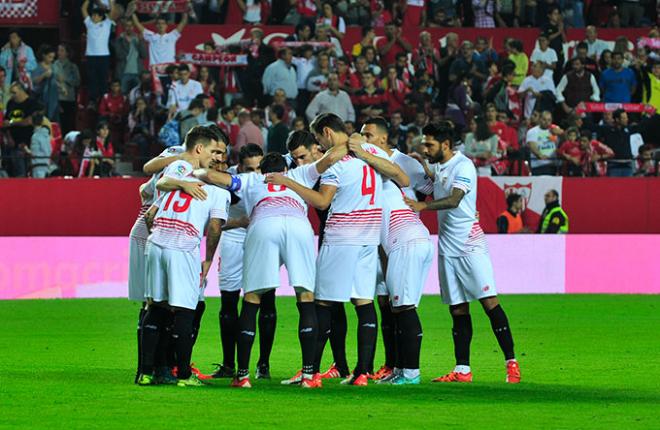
0;0;59;25
575;102;657;116
136;0;189;14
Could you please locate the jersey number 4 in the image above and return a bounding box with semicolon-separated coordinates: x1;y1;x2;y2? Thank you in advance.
361;166;376;205
163;190;193;213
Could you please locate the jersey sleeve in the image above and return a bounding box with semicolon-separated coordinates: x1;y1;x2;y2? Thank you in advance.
320;163;341;188
142;29;155;42
362;143;389;159
409;158;434;195
158;145;184;158
232;172;253;200
210;187;230;221
288;163;320;188
162;160;192;179
451;161;476;194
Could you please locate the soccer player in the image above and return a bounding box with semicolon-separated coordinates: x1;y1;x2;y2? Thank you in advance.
405;122;521;384
138;126;231;387
359;117;434;382
359;118;434;384
271;113;409;386
285;131;351;381
194;147;347;389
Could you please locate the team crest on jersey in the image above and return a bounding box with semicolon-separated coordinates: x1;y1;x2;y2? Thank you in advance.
482;285;491;292
503;183;532;211
176;165;187;176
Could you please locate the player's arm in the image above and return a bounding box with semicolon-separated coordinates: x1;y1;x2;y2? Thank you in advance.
266;174;337;210
313;144;349;174
405;188;465;212
193;168;236;189
156;176;208;200
348;137;410;187
143;154;181;175
222;216;249;231
144;204;158;232
201;217;224;286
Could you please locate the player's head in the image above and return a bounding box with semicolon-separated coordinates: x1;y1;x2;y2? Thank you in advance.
507;193;523;213
544;189;559;205
287;130;320;166
421;121;455;163
205;124;229;168
260;152;288;174
309;113;347;150
238;143;264;173
184;126;221;168
360;117;389;150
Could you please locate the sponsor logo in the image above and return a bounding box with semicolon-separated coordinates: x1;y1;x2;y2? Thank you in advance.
483;285;490;292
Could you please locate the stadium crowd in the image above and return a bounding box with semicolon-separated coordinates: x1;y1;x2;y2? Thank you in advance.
0;0;659;178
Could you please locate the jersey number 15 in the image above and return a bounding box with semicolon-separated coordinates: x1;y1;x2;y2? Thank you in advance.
163;190;193;213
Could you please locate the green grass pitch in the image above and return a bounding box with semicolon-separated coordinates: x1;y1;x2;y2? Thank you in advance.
1;295;659;429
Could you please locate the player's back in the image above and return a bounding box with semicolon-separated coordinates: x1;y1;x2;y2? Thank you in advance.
381;181;430;253
322;144;386;246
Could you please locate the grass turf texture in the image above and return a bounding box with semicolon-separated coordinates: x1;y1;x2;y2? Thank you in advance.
1;295;659;429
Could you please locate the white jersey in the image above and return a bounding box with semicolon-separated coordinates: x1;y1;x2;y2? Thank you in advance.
221;165;248;242
167;79;204;111
432;152;487;256
130;146;186;245
389;149;434;200
149;160;231;252
320;144;387;246
233;163;321;223
380;181;430;254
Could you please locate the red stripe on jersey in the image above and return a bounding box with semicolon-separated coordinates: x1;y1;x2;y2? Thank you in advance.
154;217;200;237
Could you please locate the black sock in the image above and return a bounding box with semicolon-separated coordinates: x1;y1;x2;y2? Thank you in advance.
172;310;195;379
296;302;318;375
329;302;349;374
451;314;473;366
236;301;260;378
136;306;146;379
355;303;378;376
191;301;206;347
314;303;333;373
140;306;170;375
487;305;515;360
378;298;396;369
219;290;240;369
257;289;276;368
393;313;404;369
397;308;423;370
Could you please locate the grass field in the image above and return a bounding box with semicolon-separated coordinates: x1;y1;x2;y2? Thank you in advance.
1;295;659;429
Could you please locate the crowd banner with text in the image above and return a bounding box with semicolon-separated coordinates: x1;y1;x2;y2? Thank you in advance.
0;0;58;25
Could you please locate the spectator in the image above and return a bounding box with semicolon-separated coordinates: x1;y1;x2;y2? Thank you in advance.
267;104;290;154
436;33;460;107
541;6;565;81
595;109;637;177
78;129;102;177
0;67;9;115
336;56;360;94
526;110;559;175
81;0;114;103
198;66;217;103
345;0;371;26
132;12;188;67
128;71;157;109
305;72;355;122
566;42;599;79
474;36;498;66
382;65;411;114
113;18;148;93
238;0;263;24
251;109;269;144
530;35;557;80
536;0;560;28
312;25;343;57
127;96;154;163
507;39;529;86
178;99;206;143
537;189;568;233
306;51;332;94
351;26;375;58
401;0;427;27
371;0;393;28
31;45;59;122
642;61;660;112
262;48;298;106
376;22;413;69
99;79;129;151
497;193;525;234
464;115;501;175
235;109;264;161
292;45;316;110
3;82;41;176
619;0;643;27
445;76;474;132
94;121;115;176
219;106;240;146
584;26;608;61
495;0;521;27
473;0;497;28
613;36;634;67
317;2;346;39
291;116;307;132
518;62;556;119
52;44;81;135
413;31;440;80
285;23;312;42
265;88;297;127
556;57;600;114
600;52;637;103
449;41;488;101
558;129;613;176
353;70;387;121
634;145;657;177
0;29;37;88
167;64;204;117
27;112;52;178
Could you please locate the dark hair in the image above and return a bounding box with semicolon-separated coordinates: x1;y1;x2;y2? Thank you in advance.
110;78;121;86
221;107;233;117
32;111;45;127
363;117;390;135
260;152;288;174
8;28;20;38
270;104;285;120
295;22;311;34
422;121;454;147
178;64;190;73
188;99;205;112
577;41;588;51
547;6;560;15
165;64;178;75
278;48;292;59
548;189;559;199
37;44;56;60
96;120;109;132
361;69;375;78
239;143;264;164
207;107;219;123
474;116;494;142
502;62;516;77
611;51;624;60
286;130;316;152
205;123;229;146
184;125;219;150
361;25;374;37
613;109;626;121
506;193;522;208
310;113;346;135
508;39;523;52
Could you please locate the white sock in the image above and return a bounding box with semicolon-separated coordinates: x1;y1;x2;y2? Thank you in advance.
454;365;471;374
506;359;517;365
403;368;420;379
302;373;314;379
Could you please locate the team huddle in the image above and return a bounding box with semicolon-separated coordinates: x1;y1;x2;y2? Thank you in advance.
128;113;521;388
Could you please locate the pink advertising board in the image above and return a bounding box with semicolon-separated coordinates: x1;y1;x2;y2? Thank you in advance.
0;235;658;300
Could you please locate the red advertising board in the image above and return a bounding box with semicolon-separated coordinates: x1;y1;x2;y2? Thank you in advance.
0;0;59;26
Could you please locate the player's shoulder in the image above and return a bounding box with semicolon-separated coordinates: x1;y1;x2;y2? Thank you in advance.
361;143;388;158
164;159;193;176
159;145;185;157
